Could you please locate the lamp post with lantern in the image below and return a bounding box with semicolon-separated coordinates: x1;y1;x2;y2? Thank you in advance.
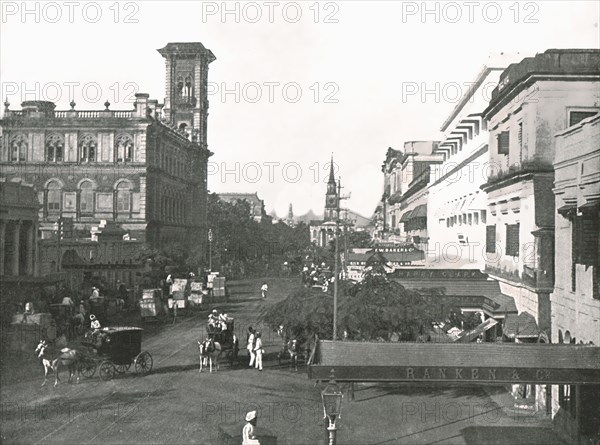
321;370;343;445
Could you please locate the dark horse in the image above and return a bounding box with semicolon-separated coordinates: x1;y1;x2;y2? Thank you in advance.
35;340;82;387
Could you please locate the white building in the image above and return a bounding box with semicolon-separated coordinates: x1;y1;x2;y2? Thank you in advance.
427;54;526;269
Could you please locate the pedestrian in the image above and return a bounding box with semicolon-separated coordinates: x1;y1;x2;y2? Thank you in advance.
247;327;256;368
61;294;74;306
260;282;268;299
91;286;100;299
242;410;260;445
254;331;263;371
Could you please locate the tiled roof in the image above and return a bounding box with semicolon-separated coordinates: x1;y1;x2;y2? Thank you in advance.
503;312;539;338
394;279;517;314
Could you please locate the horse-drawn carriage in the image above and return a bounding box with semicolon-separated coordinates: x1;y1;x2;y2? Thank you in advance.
206;319;239;367
80;326;153;381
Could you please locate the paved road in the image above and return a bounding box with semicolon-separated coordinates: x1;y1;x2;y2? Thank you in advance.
1;278;564;444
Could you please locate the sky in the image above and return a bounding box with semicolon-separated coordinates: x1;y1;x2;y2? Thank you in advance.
1;1;599;218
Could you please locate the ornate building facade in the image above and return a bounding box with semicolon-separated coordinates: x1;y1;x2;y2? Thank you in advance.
0;43;215;284
0;42;215;261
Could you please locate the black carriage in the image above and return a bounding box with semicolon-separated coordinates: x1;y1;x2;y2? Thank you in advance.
206;319;239;366
80;326;153;381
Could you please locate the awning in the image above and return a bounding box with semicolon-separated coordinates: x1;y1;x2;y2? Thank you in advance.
399;210;413;222
410;204;427;218
454;318;498;343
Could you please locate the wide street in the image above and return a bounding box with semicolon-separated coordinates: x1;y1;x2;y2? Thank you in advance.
1;278;564;445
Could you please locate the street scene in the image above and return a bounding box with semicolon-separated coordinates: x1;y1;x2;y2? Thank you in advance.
1;1;600;444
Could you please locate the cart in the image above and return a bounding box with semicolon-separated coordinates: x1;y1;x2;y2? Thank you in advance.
140;289;166;322
80;326;153;381
206;319;239;367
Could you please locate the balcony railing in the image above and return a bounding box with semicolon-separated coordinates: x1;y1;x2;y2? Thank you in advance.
6;109;134;119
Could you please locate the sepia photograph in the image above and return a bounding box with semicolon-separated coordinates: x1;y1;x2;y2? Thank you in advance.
0;1;599;444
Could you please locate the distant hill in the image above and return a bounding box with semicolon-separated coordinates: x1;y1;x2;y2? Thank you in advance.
269;209;323;224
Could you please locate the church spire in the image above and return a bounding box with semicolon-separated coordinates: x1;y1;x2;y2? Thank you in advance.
328;155;336;184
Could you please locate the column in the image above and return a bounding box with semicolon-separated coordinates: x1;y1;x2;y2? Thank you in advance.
0;220;6;275
12;220;21;276
26;222;34;275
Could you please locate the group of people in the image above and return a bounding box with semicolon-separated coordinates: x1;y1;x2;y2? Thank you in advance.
207;309;231;332
246;327;264;371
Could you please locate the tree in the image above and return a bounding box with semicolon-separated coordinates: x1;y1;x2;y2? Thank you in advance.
262;266;438;343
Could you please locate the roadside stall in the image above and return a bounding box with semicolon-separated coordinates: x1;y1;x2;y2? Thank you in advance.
188;282;207;309
140;289;165;322
168;279;188;310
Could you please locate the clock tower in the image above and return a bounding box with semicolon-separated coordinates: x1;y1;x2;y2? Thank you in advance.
324;157;338;221
158;42;216;148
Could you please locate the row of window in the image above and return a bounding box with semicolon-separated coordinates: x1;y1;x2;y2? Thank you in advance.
445;210;487;227
43;180;135;214
7;133;135;163
495;110;598;156
159;148;189;178
485;223;520;257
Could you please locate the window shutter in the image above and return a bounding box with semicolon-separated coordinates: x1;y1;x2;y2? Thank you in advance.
497;131;510;155
486;225;496;253
506;224;520;257
576;213;599;266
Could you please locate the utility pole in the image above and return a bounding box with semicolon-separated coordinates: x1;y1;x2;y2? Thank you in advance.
333;177;350;341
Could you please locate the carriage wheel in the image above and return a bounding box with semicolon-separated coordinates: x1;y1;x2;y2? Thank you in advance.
115;363;131;373
80;359;97;378
99;361;116;381
134;351;153;374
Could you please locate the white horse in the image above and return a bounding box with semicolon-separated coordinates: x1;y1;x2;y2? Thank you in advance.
35;340;81;387
198;338;222;373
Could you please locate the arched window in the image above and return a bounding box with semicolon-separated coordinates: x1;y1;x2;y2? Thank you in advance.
176;76;184;97
46;134;64;163
185;76;192;98
116;181;132;213
46;181;61;213
79;134;97;163
10;134;28;162
115;134;134;163
79;181;95;214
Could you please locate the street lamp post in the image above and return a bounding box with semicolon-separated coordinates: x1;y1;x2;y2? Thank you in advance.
321;370;343;445
208;228;213;272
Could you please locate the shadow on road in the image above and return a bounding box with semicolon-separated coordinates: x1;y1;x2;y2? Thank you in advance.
460;426;567;445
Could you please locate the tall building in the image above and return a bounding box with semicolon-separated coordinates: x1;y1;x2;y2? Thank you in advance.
481;48;600;422
427;54;525;269
551;112;600;442
0;42;216;286
382;141;442;252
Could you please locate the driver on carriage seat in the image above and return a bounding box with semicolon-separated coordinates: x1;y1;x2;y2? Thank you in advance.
89;314;102;345
208;309;219;331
